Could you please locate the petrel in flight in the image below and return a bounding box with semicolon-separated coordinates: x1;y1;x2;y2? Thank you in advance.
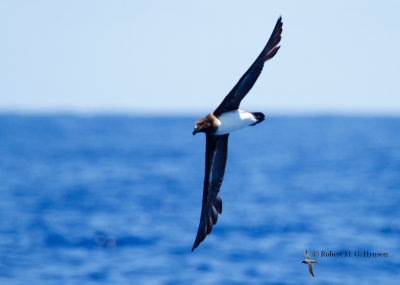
301;250;319;277
191;17;283;251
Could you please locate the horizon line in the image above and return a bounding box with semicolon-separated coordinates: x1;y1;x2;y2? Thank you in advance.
0;108;400;118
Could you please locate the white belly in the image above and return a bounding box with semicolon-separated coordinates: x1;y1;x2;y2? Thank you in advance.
214;109;257;135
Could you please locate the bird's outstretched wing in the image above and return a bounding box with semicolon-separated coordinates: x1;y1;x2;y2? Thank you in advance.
192;134;229;251
214;17;283;116
308;264;315;277
305;249;311;259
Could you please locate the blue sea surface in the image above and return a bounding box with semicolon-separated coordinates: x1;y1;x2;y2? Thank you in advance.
0;115;399;284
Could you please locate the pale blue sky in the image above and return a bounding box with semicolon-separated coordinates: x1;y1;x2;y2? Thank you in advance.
0;0;399;115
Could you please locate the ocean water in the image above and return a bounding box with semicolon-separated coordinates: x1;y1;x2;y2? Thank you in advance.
0;115;399;284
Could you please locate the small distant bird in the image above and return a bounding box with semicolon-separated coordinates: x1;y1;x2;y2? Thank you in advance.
191;17;283;251
301;250;319;277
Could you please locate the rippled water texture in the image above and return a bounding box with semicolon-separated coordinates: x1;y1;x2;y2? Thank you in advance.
0;115;399;284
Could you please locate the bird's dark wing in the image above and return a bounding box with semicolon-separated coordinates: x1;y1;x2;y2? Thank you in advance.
192;134;229;251
308;264;315;277
305;249;311;259
214;17;283;116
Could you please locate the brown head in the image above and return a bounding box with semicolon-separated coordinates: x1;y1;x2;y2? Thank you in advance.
192;114;218;135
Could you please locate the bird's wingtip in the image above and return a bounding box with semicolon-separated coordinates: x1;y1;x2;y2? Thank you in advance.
191;230;203;252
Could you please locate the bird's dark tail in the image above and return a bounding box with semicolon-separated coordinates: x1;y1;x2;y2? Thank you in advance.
251;112;265;126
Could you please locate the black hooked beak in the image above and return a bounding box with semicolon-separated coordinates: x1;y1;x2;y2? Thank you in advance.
192;127;199;135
